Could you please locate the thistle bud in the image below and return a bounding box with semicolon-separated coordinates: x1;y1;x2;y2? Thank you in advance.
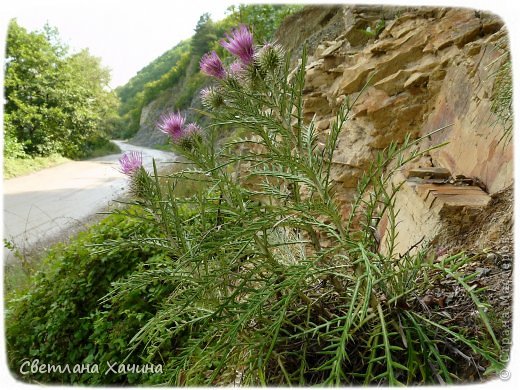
200;87;224;110
255;43;284;74
129;166;150;199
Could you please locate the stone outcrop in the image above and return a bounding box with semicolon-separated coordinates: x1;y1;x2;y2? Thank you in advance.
377;170;492;255
131;99;170;147
276;5;512;253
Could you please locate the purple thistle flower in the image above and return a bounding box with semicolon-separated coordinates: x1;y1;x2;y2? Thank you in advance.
200;51;226;79
220;25;254;65
118;151;142;175
230;60;246;76
185;122;202;136
200;87;212;101
158;112;185;140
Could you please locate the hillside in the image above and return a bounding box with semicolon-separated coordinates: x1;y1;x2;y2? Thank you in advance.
114;5;301;145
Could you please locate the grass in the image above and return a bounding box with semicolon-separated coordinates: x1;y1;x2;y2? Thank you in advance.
3;154;70;179
4;141;121;179
4;258;37;297
489;34;512;145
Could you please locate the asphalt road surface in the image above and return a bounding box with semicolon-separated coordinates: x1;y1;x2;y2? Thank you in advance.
3;141;176;264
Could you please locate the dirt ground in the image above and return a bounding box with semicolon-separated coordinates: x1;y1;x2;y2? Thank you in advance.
436;186;514;370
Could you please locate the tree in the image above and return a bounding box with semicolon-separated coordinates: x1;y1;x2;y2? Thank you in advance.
191;13;218;57
4;20;117;158
225;4;303;44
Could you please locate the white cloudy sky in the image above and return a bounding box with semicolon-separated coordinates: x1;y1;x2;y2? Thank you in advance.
1;0;232;87
1;0;519;90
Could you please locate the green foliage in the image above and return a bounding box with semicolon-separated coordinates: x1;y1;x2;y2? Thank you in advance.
191;13;218;57
4;20;118;159
116;39;191;107
6;12;504;387
225;4;303;44
489;35;513;145
142;52;192;107
80;137;121;159
93;45;502;385
113;40;192;136
361;19;386;39
113;5;301;139
5;210;170;384
3;128;27;159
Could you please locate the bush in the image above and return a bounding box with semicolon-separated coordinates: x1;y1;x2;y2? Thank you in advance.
4;21;119;160
5;209;171;384
79;136;121;159
3;127;26;159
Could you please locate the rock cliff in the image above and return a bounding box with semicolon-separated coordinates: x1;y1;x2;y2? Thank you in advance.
275;5;512;254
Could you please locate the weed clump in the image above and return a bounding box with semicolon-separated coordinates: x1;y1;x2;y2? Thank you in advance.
6;24;506;386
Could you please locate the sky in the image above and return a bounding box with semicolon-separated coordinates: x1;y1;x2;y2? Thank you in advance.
1;0;233;88
1;0;519;89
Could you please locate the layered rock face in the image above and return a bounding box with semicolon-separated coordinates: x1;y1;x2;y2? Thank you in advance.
276;6;512;253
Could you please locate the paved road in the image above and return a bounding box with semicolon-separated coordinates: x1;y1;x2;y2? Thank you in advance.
3;141;176;263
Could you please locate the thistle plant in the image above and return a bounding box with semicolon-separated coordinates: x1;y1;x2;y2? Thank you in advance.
107;25;505;385
199;51;226;79
220;24;255;65
157;111;202;149
118;151;150;199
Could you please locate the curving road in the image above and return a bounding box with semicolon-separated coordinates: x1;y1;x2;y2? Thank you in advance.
3;141;176;264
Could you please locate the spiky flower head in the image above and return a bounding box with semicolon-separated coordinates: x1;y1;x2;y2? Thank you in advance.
255;42;284;74
158;112;185;140
176;123;201;149
200;51;226;79
220;25;254;65
129;165;149;199
185;122;202;136
230;60;246;76
118;151;143;176
200;86;224;110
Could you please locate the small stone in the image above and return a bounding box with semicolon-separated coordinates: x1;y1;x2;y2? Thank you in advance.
316;118;330;130
501;261;512;271
501;254;511;262
475;267;491;277
421;295;435;306
486;253;497;263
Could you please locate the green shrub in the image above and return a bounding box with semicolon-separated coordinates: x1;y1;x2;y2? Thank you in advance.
3;124;26;159
5;210;171;384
